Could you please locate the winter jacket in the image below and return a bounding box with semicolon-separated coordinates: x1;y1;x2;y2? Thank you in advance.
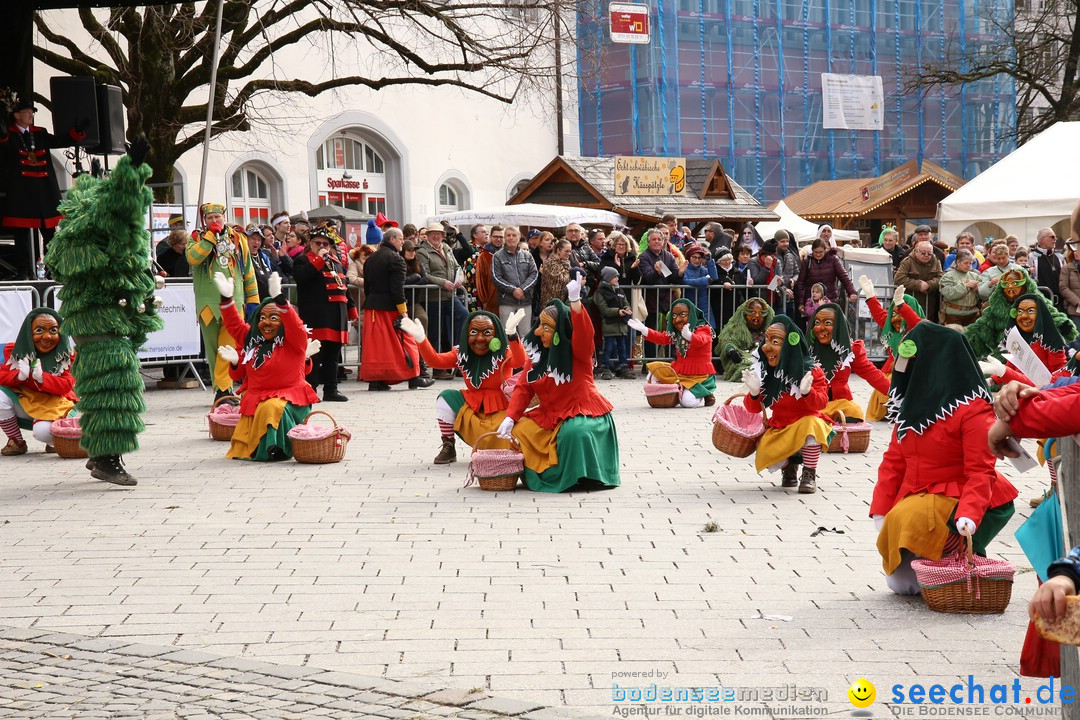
599;249;641;285
491;247;538;308
415;240;461;301
939;268;981;320
1060;261;1080;317
592;282;630;337
682;260;718;325
1031;247;1065;309
894;254;943;322
795;249;857;308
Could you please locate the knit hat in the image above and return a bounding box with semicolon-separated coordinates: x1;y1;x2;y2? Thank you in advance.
683;242;707;258
759;239;778;256
167;213;185;228
366;218;383;245
772;229;791;242
600;266;619;283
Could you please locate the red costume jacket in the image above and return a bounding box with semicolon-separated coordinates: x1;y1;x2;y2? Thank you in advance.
991;340;1068;386
865;296;924;374
0;343;76;399
221;299;320;416
506;305;613;430
822;339;891;400
1008;382;1080;439
743;366;830;429
418;339;526;414
871;401;1018;525
643;326;714;376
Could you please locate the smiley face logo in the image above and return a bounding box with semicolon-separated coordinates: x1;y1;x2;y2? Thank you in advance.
848;679;876;709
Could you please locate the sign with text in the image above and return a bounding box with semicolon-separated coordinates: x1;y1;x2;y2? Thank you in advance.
821;73;884;131
138;284;202;360
609;3;650;44
614;156;686;196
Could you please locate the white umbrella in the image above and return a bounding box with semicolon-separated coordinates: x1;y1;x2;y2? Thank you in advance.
432;203;625;228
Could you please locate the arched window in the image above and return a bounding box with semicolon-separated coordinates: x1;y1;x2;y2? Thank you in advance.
317;136;384;174
230;166;272;226
510;178;531;199
436;179;468;215
439;183;458;208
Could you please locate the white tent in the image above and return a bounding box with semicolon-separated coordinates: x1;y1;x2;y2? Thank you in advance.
938;122;1080;243
431;203;625;228
754;201;860;245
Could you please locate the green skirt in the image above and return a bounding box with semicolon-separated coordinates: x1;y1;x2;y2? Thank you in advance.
688;373;717;399
249;402;311;462
524;413;621;493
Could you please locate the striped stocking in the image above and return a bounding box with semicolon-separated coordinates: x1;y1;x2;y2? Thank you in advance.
0;416;23;443
801;442;821;470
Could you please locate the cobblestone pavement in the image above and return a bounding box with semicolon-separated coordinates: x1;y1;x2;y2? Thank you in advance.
0;363;1050;717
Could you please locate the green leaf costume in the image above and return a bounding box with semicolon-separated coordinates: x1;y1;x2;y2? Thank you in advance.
964;269;1075;359
714;298;775;381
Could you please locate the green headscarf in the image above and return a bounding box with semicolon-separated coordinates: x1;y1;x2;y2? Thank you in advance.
808;303;852;380
881;294;925;357
240;298;286;370
5;307;73;375
888;322;991;439
456;310;509;388
1007;292;1067;353
665;298;711;358
753;314;815;408
523;300;575;385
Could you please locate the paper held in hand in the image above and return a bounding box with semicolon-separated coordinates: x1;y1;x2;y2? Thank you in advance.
658;263;672;278
766;276;782;291
1003;327;1052;389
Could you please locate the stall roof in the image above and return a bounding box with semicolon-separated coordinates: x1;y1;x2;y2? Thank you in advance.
781;160;965;220
508;156;778;224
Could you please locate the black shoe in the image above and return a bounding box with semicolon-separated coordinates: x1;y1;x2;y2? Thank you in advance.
599;368;615;380
323;391;349;402
368;382;391;391
781;463;799;488
798;467;817;494
409;376;434;389
616;368;634;379
267;446;288;462
90;455;137;486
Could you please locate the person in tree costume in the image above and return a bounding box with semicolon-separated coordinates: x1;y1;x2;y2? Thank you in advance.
871;322;1017;595
213;272;320;461
964;268;1076;361
495;279;620;492
742;315;833;494
979;292;1070;386
858;277;925;422
629;298;716;408
400;309;528;465
807;302;890;423
186;202;258;400
44;140;163;485
714;297;774;381
0;308;75;454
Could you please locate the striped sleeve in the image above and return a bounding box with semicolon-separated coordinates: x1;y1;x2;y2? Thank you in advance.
186;232;215;266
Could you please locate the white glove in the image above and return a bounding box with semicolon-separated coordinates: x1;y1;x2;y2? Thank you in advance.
627;318;648;334
566;277;582;303
680;324;694;341
799;370;814;395
872;514;885;532
15;358;30;382
978;357;1006;378
742;368;761;396
858;275;875;297
305;339;322;359
31;360;43;384
398;316;426;343
217;345;239;366
956;517;976;537
214;273;234;298
504;308;526;337
892;285;906;306
496;416;515;439
267;272;282;299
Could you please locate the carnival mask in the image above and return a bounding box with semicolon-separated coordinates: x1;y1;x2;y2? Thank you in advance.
467;316;496;356
890;310;904;332
258;306;282;341
812;308;836;345
31;314;60;354
1015;298;1038;334
761;324;786;368
1001;270;1026;303
745;301;767;332
671;304;690;332
534;311;557;348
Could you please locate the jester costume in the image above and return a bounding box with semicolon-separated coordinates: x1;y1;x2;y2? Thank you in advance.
643;299;716;407
44;143;163;485
808;303;890;423
186;202;258;397
872;322;1017;596
714;298;775;381
990;292;1069;386
505;299;620;492
220;294;318;461
420;310;526;464
864;293;925;422
0;308;75;453
964;269;1075;360
743;315;833;491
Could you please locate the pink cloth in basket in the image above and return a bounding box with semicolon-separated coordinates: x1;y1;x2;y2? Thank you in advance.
287;421;351;441
208;402;241;427
50;416;82;439
711;404;765;438
644;382;680;397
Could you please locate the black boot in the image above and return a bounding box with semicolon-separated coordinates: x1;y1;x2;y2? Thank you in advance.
323;389;349;402
409;375;434;389
433;437;457;465
368;381;391;391
798;467;817;494
781;463;799;488
90;455;137;486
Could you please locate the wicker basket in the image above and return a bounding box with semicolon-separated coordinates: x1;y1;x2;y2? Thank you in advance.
466;432;523;491
912;535;1015;614
827;411;872;454
207;395;241;441
290;410;351;464
53;435;88;459
644;382;680;408
711;394;767;458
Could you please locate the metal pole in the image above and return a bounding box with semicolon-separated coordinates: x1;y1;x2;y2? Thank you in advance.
554;6;564;156
1061;438;1078;720
196;0;226;216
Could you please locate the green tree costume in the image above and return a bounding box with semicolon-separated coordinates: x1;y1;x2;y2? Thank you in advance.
963;269;1075;360
44;144;163;485
713;298;775;381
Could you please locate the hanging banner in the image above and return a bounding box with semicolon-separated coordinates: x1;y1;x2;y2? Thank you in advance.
609;3;651;44
614;156;686;196
821;74;884;131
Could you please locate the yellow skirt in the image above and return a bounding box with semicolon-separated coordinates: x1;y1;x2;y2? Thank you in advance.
16;387;74;421
876;492;959;574
754;415;833;473
866;373;891;422
646;361;711;391
227;398;287;460
456;406;512;450
823;397;865;423
510;416;562;475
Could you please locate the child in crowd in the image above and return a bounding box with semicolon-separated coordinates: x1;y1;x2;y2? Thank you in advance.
803;283;827;318
592;266;634;380
681;243;719;328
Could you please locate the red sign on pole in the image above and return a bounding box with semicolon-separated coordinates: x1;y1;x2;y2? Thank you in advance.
609;3;650;44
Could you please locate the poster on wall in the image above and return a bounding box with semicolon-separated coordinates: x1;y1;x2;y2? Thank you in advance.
613;156;686;196
0;290;35;346
821;74;884;131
